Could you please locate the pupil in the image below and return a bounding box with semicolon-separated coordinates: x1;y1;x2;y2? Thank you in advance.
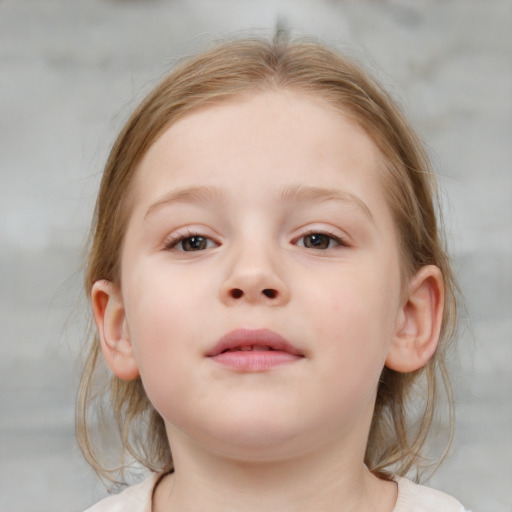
183;236;206;251
306;234;329;249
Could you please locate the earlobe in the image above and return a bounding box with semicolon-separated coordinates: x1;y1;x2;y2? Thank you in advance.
91;280;140;381
386;265;444;373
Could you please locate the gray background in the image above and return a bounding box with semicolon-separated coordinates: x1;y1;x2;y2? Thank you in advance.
1;1;511;511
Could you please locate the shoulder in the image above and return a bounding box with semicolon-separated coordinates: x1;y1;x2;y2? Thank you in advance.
394;476;470;512
84;473;162;512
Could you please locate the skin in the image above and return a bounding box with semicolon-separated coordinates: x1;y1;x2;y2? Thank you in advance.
92;90;444;511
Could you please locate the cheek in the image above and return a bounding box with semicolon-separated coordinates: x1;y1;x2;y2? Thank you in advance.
122;274;198;406
304;267;401;385
313;265;399;338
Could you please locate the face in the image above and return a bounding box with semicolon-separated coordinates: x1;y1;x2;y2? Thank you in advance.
115;91;405;462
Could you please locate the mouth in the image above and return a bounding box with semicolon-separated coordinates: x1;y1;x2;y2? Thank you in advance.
206;329;304;371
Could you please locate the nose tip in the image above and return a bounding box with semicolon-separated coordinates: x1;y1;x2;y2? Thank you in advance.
219;244;290;306
221;269;290;306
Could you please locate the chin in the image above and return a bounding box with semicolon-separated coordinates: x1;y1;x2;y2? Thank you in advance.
194;414;314;463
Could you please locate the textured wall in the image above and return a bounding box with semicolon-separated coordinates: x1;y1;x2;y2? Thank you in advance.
1;1;510;510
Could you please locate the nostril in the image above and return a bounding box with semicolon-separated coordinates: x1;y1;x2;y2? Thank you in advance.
230;288;243;299
262;289;277;299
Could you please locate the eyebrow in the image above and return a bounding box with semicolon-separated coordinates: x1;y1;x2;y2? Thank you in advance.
144;183;374;223
280;184;375;224
145;185;226;219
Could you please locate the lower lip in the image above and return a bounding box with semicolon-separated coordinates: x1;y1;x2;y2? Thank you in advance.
209;350;303;371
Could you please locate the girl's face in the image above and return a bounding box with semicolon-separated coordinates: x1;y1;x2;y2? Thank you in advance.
112;91;406;461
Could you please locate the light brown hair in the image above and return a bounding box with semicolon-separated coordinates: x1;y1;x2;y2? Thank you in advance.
77;33;458;483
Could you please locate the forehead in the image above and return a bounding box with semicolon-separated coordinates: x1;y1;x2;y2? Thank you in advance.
133;90;386;203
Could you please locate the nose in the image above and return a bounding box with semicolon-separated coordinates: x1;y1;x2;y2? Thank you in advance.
219;246;290;306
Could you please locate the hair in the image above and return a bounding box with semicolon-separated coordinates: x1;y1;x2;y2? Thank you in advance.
77;32;458;484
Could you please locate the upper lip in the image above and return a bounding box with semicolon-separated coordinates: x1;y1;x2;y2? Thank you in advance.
206;329;304;357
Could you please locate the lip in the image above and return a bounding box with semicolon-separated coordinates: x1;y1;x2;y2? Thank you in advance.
206;329;304;371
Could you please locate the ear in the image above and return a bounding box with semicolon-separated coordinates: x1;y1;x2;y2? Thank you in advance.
91;280;140;381
386;265;444;373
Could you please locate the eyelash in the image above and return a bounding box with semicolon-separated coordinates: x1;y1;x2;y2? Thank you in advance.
164;231;218;252
294;229;348;250
164;229;348;252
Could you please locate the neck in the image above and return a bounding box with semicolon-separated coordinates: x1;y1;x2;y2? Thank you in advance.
153;431;397;512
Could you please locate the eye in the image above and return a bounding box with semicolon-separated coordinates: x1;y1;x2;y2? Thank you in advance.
166;234;217;252
295;232;345;250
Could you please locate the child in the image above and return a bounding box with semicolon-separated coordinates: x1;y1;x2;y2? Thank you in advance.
78;33;469;511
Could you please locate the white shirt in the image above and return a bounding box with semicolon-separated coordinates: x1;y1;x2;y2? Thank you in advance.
85;472;469;511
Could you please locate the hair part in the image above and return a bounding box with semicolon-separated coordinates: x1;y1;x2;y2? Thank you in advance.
77;33;458;483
